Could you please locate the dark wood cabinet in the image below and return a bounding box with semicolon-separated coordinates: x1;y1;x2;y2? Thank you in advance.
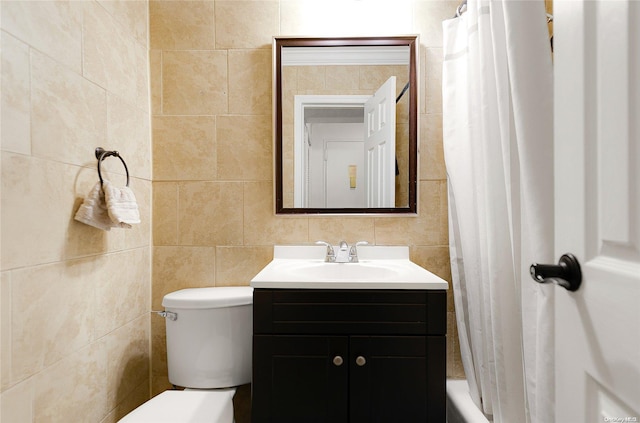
252;289;447;423
253;335;348;423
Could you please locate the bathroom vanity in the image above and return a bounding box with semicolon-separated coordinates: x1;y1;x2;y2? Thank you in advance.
250;245;448;422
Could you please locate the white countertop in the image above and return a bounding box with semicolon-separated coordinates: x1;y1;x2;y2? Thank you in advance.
250;245;449;290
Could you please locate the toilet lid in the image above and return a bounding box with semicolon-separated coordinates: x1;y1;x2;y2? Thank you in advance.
162;286;253;309
118;390;234;423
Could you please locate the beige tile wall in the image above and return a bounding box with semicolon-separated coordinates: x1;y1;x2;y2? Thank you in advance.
150;0;464;395
1;1;152;422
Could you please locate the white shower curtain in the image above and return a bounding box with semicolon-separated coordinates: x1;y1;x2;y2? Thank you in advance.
442;1;554;422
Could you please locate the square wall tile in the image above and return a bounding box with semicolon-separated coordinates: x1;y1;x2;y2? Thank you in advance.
150;0;215;50
162;50;228;115
216;115;272;181
153;115;217;181
178;181;244;246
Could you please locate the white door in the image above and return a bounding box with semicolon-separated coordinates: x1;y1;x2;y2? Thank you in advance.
364;76;396;208
293;95;370;207
325;140;365;208
305;122;364;208
553;1;640;421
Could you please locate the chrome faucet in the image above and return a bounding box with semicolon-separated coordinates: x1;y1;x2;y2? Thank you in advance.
316;240;369;263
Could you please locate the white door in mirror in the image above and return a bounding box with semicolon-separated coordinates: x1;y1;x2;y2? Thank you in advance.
365;76;396;208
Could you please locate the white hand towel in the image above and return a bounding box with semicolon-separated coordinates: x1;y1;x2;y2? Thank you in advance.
74;181;114;231
102;179;141;228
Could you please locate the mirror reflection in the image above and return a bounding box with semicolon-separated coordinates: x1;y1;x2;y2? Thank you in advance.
274;36;418;214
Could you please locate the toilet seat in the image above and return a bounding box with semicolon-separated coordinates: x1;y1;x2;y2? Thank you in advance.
118;389;235;423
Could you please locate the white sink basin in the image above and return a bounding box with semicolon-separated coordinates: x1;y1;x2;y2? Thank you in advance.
250;245;448;290
271;260;402;281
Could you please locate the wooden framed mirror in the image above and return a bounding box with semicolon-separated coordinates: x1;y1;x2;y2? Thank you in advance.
273;35;419;215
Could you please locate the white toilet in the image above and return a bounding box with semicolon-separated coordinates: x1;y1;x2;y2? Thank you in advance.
119;286;254;423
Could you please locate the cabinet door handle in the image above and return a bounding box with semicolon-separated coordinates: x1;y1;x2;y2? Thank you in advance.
333;355;344;366
355;356;366;366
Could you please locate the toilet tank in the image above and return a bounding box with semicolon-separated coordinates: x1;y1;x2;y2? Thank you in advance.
162;286;253;389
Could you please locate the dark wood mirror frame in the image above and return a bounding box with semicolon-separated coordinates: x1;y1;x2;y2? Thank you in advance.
273;35;419;215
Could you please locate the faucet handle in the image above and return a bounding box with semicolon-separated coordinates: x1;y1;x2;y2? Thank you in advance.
316;240;332;249
315;241;336;262
349;241;369;262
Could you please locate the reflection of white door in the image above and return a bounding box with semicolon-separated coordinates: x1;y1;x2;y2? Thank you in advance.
306;123;363;208
294;95;369;207
325;141;365;208
554;1;640;421
364;76;396;207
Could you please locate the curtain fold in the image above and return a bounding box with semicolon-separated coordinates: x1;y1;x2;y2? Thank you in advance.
442;1;554;422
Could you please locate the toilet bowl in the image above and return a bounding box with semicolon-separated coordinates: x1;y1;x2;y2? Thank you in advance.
118;286;253;423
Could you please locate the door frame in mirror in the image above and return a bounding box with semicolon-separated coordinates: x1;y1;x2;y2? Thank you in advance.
273;35;419;215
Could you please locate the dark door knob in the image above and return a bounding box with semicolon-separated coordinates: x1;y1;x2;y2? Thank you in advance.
530;253;582;291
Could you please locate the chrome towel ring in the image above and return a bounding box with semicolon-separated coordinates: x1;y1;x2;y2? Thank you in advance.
95;147;130;187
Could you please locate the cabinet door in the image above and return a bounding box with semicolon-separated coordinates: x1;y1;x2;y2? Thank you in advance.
349;336;446;423
252;335;348;423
